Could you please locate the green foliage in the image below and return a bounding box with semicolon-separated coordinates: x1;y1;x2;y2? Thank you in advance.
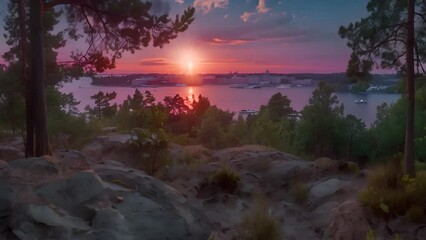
197;106;233;149
265;92;295;122
128;128;169;175
346;52;372;83
241;196;281;240
290;181;310;202
359;156;426;217
298;81;345;158
88;91;118;118
210;167;240;194
365;230;375;240
338;0;410;71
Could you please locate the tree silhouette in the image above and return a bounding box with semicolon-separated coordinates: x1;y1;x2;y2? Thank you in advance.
16;0;195;156
339;0;417;176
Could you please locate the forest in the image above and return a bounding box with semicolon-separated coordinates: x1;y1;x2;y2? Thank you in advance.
1;0;426;239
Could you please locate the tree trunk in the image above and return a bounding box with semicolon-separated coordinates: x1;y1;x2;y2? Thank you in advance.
405;0;415;177
29;0;50;156
18;0;34;157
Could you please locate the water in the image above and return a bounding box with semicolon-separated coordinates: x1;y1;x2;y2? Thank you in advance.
60;77;401;126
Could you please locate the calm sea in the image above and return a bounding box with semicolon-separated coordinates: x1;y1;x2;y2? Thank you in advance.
60;77;401;126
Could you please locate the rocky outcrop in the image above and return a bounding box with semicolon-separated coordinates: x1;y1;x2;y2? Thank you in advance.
0;152;211;240
323;200;372;240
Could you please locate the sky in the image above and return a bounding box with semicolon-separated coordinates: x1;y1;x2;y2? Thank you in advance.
0;0;371;74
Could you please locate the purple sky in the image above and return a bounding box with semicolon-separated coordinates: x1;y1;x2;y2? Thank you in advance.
0;0;373;74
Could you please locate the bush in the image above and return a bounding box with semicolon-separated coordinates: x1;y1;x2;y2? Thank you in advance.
291;181;310;202
210;167;240;194
359;156;426;217
128;128;169;175
241;196;281;240
406;206;424;223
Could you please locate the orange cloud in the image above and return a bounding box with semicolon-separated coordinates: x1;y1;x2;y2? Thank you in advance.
209;37;251;45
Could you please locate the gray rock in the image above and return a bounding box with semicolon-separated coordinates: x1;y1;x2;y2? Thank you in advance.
36;171;106;219
0;184;15;218
0;145;25;162
309;179;348;204
263;160;311;186
94;164;211;240
309;201;339;229
8;157;58;175
9;204;91;240
323;200;371;240
92;208;133;240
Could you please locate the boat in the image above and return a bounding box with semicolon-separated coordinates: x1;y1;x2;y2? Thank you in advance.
355;99;367;104
239;109;259;115
276;84;291;89
230;84;247;88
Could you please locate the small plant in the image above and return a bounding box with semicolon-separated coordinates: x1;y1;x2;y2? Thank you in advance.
291;181;310;202
406;206;424;223
128;128;169;175
240;196;281;240
348;161;360;175
210;167;240;194
365;229;375;240
359;155;426;218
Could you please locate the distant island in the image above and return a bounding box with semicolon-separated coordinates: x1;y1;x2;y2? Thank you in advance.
91;72;401;93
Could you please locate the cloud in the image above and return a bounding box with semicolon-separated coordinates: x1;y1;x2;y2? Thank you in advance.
256;0;270;14
139;58;173;66
209;38;252;45
240;0;270;23
175;0;184;4
197;12;315;46
193;0;229;14
240;12;253;22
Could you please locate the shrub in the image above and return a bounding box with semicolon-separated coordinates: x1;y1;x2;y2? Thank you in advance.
210;167;240;194
348;161;360;175
406;206;424;223
291;181;310;202
359;155;426;217
241;197;281;240
365;230;375;240
128;128;169;175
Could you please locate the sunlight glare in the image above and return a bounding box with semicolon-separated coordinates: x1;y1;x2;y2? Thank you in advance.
187;61;194;74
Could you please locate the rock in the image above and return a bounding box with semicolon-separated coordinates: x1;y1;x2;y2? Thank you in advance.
5;156;60;186
324;200;371;240
53;150;91;175
0;184;15;218
92;208;132;240
309;201;339;229
263;160;311;187
36;171;107;218
81;134;132;162
102;127;117;133
0;160;7;169
9;204;91;240
0;156;211;240
93;163;211;240
0;145;25;162
309;178;348;204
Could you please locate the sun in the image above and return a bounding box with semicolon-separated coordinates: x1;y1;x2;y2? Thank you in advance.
187;61;194;74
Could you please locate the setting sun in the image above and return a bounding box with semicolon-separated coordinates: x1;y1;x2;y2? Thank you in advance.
187;61;194;74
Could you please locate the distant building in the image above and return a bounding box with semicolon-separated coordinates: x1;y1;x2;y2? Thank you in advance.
131;77;154;87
